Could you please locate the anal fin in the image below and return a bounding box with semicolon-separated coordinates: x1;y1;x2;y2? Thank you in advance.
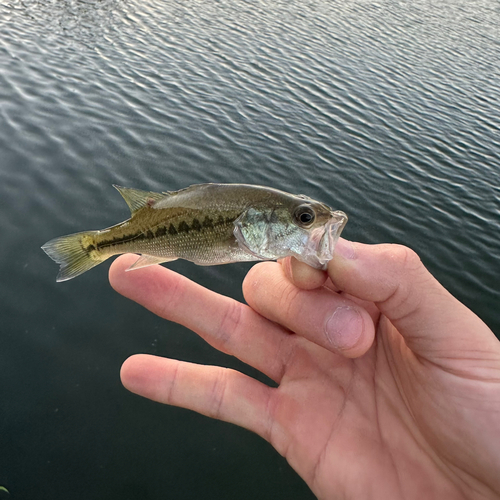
126;254;178;271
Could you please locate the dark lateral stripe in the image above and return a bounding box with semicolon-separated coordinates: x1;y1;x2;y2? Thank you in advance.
96;215;238;249
96;232;147;249
202;216;213;228
191;218;202;231
155;226;167;237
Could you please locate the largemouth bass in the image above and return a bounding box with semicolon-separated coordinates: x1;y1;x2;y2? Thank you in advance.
42;183;347;282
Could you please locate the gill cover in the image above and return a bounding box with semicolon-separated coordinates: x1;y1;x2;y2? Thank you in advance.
233;208;278;260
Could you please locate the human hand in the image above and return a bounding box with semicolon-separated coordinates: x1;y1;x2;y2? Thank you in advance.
109;240;500;500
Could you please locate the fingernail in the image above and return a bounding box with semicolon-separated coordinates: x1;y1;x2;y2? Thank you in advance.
335;239;356;260
325;306;362;351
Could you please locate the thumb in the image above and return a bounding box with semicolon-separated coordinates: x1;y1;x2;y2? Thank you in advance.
328;240;497;361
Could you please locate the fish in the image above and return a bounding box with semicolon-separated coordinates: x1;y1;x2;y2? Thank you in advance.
42;183;348;282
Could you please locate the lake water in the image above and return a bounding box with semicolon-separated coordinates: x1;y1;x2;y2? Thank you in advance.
1;0;499;498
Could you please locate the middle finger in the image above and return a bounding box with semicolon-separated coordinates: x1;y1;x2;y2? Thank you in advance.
243;262;376;358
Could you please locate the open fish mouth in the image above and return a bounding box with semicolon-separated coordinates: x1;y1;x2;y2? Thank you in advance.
301;210;348;269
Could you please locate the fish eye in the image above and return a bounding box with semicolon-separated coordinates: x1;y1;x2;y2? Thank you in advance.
294;205;316;226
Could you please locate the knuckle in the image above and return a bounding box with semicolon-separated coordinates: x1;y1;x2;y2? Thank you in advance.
272;334;298;381
215;300;243;350
379;245;427;321
381;281;416;322
279;282;303;321
384;244;422;272
164;362;180;405
208;368;229;419
156;274;185;319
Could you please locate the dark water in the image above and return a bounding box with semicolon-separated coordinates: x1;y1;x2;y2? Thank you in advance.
1;0;499;498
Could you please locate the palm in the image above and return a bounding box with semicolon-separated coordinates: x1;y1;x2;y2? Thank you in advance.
268;315;497;500
256;321;424;499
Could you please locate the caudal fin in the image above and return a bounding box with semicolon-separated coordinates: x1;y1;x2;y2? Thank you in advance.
42;231;107;282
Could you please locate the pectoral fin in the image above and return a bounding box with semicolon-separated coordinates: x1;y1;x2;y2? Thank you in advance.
126;254;178;271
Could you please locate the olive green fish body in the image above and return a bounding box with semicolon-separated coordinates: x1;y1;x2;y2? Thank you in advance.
91;206;251;265
42;183;347;282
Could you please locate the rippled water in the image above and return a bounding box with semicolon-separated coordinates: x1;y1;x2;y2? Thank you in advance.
1;0;499;498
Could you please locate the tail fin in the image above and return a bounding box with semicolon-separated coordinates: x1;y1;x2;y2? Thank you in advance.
42;231;107;282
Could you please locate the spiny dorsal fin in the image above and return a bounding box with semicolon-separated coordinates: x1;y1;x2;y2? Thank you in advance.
113;185;166;215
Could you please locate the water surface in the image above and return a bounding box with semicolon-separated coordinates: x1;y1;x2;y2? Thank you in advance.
1;0;499;498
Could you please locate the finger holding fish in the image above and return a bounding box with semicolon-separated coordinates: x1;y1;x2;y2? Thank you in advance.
279;255;329;290
243;261;376;358
280;252;380;319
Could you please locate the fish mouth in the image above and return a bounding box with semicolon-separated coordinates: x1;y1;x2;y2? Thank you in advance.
301;211;348;269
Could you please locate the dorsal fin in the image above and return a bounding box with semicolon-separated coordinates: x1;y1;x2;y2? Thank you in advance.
113;185;166;215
